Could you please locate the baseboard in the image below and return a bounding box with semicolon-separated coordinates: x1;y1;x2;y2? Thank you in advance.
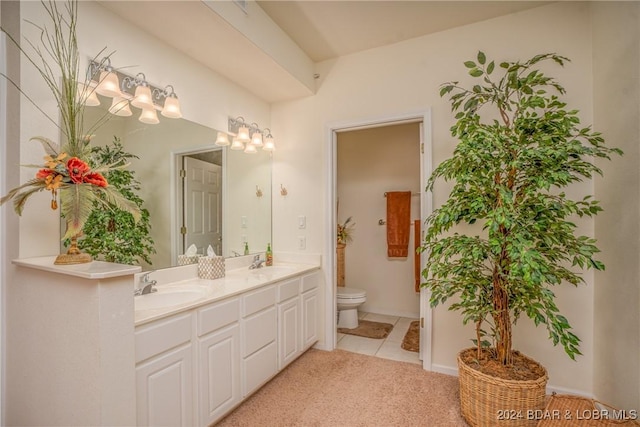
362;307;419;319
430;363;594;398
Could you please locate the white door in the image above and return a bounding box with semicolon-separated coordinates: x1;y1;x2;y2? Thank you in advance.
419;118;433;370
183;156;222;256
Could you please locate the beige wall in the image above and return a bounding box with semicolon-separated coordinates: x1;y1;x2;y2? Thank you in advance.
272;1;603;394
592;2;640;410
337;123;421;317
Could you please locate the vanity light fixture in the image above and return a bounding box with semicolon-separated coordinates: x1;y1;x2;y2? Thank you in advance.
215;132;230;146
225;117;276;153
94;58;122;98
84;58;182;125
139;107;160;125
108;96;132;117
76;82;100;107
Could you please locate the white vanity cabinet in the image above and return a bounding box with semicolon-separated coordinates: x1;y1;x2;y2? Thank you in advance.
196;297;241;426
134;266;321;426
135;313;194;427
241;285;278;396
277;277;302;370
301;272;320;350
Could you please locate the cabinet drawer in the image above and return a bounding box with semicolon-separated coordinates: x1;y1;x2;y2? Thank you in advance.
242;285;276;317
197;297;240;337
135;313;192;364
301;271;320;293
242;341;277;397
242;307;276;357
277;277;300;302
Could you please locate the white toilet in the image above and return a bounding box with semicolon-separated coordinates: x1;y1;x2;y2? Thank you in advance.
336;287;367;329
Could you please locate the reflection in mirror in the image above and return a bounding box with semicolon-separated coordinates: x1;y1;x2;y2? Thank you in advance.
76;95;272;270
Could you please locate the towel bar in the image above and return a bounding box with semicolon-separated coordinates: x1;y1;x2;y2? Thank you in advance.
379;219;420;225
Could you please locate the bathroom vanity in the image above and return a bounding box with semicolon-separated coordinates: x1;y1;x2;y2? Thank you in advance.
134;260;321;426
7;255;321;427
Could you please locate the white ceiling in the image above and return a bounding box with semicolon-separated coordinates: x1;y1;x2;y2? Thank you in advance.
257;1;549;63
99;1;549;103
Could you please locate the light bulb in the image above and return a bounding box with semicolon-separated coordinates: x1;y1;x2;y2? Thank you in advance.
230;136;245;150
108;97;132;117
263;135;276;151
161;94;182;119
131;84;153;110
138;108;159;124
76;82;100;106
244;143;258;154
251;131;263;147
95;70;121;98
215;132;230;146
237;125;250;143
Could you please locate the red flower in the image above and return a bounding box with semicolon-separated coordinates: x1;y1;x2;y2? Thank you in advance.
83;172;108;188
36;169;55;180
66;157;90;183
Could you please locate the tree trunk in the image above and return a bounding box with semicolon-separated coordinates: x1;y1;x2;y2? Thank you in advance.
493;273;512;365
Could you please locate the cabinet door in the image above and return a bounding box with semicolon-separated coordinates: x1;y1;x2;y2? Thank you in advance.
198;324;240;426
136;344;194;427
278;297;301;370
302;289;319;350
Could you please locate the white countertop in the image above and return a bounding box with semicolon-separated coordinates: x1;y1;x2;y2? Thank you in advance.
134;262;321;326
13;256;142;279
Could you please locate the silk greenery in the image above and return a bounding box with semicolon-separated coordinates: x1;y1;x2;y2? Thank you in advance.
0;0;139;240
420;52;622;366
72;138;155;265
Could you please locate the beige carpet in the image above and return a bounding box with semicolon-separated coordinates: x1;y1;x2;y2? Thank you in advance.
216;349;468;426
337;319;394;339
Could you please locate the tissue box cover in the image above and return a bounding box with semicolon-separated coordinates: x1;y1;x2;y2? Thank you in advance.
178;254;202;266
198;256;225;280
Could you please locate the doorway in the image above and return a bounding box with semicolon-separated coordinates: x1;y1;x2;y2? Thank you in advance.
174;149;223;261
325;111;433;370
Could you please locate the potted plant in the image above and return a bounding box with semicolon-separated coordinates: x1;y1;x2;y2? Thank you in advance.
336;216;355;287
73;137;155;265
420;52;621;426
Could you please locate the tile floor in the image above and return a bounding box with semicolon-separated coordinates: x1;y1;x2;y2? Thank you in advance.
336;311;421;365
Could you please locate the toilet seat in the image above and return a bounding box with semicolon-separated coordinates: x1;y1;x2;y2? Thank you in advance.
337;287;366;299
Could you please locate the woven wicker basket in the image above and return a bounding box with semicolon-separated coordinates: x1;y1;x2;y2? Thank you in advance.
536;394;640;427
458;348;548;427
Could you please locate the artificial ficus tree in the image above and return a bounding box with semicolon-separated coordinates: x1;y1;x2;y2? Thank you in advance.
420;52;622;366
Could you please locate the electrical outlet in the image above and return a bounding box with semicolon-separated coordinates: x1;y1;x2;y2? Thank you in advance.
298;215;306;229
297;236;306;250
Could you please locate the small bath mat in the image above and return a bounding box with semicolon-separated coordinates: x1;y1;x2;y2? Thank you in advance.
401;320;420;352
338;320;393;339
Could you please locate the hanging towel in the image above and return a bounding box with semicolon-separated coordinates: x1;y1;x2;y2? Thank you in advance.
386;191;412;258
414;219;421;292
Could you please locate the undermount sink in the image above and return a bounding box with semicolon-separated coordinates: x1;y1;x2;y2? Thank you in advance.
135;284;209;311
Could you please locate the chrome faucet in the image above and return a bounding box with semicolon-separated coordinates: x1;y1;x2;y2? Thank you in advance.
134;272;157;296
249;254;265;270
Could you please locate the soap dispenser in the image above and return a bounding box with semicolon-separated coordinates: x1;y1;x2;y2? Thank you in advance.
266;243;273;266
244;242;249;255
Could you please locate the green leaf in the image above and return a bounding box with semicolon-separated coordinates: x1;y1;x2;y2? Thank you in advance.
469;69;483;78
464;61;476;69
477;51;486;65
486;61;495;75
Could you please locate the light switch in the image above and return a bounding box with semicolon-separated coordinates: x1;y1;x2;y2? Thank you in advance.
297;236;306;250
298;215;306;229
241;216;247;228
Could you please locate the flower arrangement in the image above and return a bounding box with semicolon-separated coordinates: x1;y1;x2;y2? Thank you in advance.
0;0;140;264
2;136;139;242
337;216;355;245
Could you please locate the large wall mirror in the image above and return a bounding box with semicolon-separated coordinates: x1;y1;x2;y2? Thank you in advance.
72;98;272;270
